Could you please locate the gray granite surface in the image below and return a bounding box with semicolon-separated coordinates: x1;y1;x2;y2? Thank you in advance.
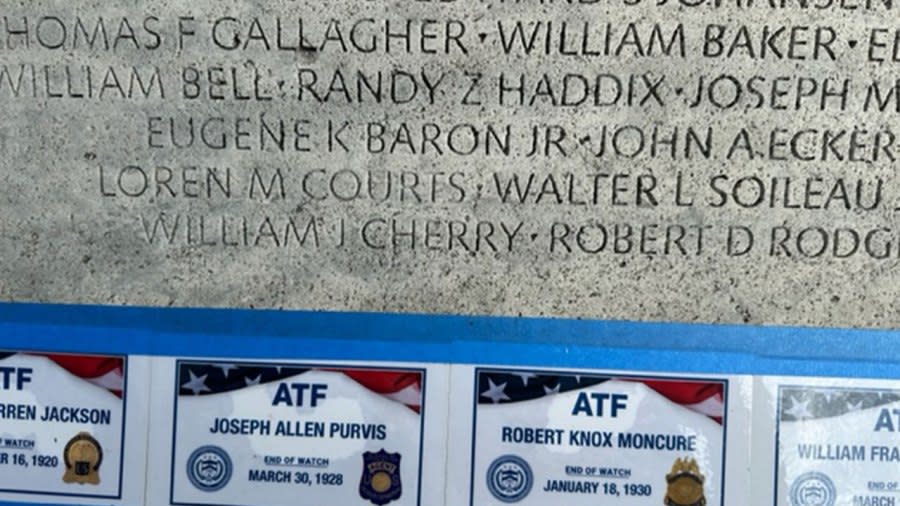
0;0;897;327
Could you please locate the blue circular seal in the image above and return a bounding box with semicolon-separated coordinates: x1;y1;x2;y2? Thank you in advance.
789;472;836;506
486;455;533;503
186;446;233;492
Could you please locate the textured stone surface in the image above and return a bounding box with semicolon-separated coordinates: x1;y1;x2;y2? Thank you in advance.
1;0;898;327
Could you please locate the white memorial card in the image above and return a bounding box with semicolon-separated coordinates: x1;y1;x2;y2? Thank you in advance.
146;357;448;506
448;365;752;506
0;350;150;505
754;376;900;506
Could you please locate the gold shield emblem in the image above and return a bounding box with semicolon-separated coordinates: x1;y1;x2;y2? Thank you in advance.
62;432;102;485
665;457;706;506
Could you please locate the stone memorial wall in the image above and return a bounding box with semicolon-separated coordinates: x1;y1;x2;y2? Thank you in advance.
1;0;896;326
3;3;900;506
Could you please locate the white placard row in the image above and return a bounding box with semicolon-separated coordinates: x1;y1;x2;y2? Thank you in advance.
0;350;894;506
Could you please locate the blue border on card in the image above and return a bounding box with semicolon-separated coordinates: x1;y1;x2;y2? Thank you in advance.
469;367;729;506
168;359;427;506
0;352;127;501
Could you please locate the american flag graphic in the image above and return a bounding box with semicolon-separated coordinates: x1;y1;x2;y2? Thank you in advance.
477;369;725;423
0;351;125;397
780;386;900;422
178;361;423;412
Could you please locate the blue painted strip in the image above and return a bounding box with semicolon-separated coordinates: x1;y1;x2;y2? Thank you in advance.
0;302;898;379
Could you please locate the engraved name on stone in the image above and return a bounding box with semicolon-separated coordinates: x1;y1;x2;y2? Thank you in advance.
0;0;897;326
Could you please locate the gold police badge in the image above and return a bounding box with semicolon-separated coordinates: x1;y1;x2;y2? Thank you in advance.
62;432;103;485
664;457;706;506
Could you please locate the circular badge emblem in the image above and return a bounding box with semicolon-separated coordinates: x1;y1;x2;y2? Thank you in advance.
62;432;103;485
486;455;533;503
186;446;233;492
790;472;836;506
